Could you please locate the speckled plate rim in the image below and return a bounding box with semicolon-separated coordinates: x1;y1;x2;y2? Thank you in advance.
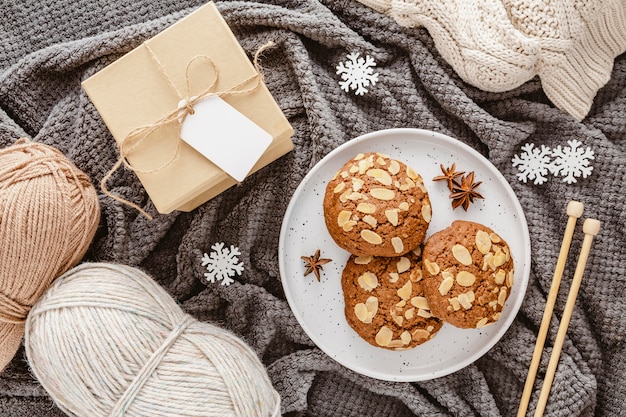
278;128;531;382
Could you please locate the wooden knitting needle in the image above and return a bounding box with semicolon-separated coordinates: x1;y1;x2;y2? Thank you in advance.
533;218;601;417
516;201;584;417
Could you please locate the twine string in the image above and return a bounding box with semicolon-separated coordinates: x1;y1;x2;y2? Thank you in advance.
108;315;195;417
100;41;275;219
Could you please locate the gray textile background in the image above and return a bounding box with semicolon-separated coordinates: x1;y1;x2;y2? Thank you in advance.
0;0;625;416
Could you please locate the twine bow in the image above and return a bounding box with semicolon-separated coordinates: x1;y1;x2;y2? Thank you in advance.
100;41;276;219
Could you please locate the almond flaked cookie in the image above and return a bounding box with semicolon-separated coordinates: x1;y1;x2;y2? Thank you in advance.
341;249;443;350
324;152;431;257
422;220;514;329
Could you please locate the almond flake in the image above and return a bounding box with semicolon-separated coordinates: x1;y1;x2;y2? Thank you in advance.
438;276;454;295
400;331;412;345
456;270;476;287
421;204;432;223
399;178;415;191
404;308;415;320
365;296;379;315
354;303;370;323
424;259;440;275
388;160;400;175
358;272;378;291
337;210;352;227
412;329;430;341
489;233;502;243
441;269;454;280
410;268;423;282
449;297;461;311
367;168;384;178
391;237;404;254
349;165;359;173
397;257;411;273
506;270;514;287
333;182;346;193
397;280;412;300
354;153;365;160
351;178;364;191
354;256;372;265
388;272;400;283
385;209;399;226
346;192;362;201
339;190;351;203
358;158;373;174
475;230;492;254
362;215;377;227
492;250;507;268
376;156;387;165
342;220;357;232
494;269;506;285
361;229;382;244
417;308;432;318
367;168;393;186
476;317;490;328
410;296;429;310
457;293;473;309
452;244;473;265
356;202;376;214
498;287;507;306
387;339;404;348
370;188;395;200
406;166;419;180
482;253;493;271
398;202;409;211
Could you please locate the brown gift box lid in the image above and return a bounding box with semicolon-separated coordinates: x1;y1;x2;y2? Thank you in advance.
82;1;294;214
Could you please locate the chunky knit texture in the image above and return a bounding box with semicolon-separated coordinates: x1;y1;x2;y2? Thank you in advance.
1;0;625;416
356;0;626;121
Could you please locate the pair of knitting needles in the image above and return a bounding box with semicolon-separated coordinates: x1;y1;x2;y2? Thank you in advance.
517;201;600;417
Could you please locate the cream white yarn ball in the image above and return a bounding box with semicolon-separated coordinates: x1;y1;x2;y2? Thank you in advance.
25;263;280;417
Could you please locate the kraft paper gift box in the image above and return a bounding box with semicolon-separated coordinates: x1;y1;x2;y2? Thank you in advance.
82;2;294;214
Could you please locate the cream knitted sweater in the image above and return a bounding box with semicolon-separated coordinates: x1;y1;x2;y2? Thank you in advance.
357;0;626;121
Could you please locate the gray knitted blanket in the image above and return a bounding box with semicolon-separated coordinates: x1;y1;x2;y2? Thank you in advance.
1;0;625;416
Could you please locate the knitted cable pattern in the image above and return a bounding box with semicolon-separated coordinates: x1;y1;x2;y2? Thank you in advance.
357;0;626;120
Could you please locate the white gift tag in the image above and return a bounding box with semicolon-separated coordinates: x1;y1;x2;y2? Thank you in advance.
179;96;273;182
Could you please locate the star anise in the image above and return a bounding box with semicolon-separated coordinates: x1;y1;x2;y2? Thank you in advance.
449;171;484;211
301;249;332;282
433;163;465;191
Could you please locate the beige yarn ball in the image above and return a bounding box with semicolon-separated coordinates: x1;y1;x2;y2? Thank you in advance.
25;263;280;417
0;139;100;371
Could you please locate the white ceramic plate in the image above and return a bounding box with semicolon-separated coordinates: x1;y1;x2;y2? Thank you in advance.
278;128;530;382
